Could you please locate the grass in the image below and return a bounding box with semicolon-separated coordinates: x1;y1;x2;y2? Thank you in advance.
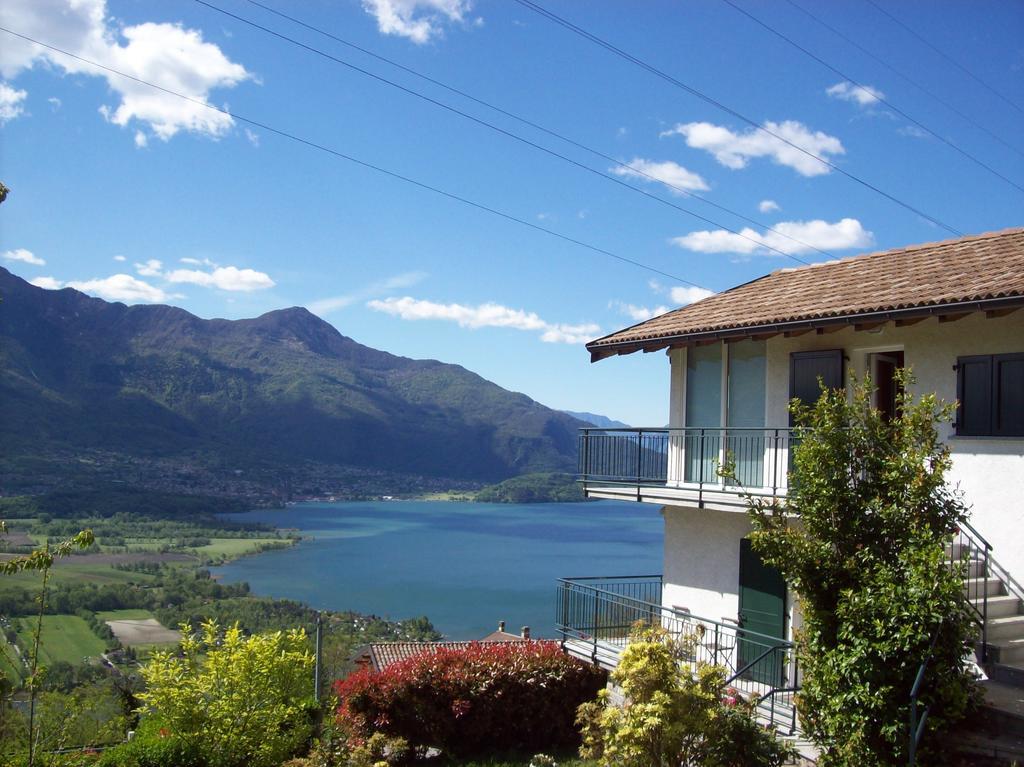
0;562;157;594
14;615;107;666
95;608;155;621
436;758;595;766
0;639;24;682
189;537;290;560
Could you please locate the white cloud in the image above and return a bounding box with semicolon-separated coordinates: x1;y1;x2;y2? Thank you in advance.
112;254;126;262
610;158;709;194
367;296;599;344
669;286;716;305
0;81;27;123
361;0;473;44
134;130;147;148
30;276;62;289
65;273;170;302
609;300;671;322
826;81;884;107
671;218;874;257
163;265;275;291
0;0;252;141
307;271;427;316
244;128;259;147
3;248;45;266
48;96;61;110
135;258;163;276
661;120;844;177
758;199;780;213
899;125;928;139
179;257;217;266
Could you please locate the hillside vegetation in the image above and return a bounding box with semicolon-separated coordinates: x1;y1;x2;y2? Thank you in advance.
0;267;587;496
475;472;586;503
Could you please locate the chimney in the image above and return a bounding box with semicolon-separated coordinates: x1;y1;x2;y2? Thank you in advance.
521;626;530;640
498;621;506;633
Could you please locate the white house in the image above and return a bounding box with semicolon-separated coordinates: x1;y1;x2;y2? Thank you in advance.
557;228;1024;709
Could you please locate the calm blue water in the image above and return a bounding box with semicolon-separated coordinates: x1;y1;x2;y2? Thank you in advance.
212;500;662;640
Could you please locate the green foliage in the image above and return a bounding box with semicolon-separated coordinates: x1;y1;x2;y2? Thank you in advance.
336;642;606;759
136;619;315;767
576;624;793;767
732;372;978;766
475;473;586;503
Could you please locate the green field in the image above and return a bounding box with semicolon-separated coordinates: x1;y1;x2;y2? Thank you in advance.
0;639;24;682
15;615;107;666
190;537;290;559
0;562;157;594
95;608;155;621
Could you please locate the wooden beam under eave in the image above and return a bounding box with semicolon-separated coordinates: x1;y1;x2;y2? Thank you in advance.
894;317;926;327
854;321;886;332
815;324;847;335
784;329;811;338
986;307;1019;319
750;332;779;341
938;312;970;324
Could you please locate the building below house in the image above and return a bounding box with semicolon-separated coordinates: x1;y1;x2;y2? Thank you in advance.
353;621;530;672
555;227;1024;739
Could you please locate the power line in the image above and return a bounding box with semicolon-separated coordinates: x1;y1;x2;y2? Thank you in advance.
512;0;965;237
863;0;1024;119
0;25;709;290
238;0;832;261
719;0;1024;195
784;0;1024;161
194;0;813;265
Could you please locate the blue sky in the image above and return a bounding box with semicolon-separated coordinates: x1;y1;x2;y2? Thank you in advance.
1;0;1021;425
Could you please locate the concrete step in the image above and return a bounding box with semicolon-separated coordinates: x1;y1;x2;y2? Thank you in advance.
965;577;1006;599
974;594;1023;619
994;638;1024;666
949;557;989;579
987;615;1024;642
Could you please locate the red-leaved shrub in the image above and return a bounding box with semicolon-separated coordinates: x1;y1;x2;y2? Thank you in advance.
334;641;606;758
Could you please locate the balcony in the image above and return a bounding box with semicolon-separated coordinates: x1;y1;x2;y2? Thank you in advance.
578;427;795;511
555;576;799;733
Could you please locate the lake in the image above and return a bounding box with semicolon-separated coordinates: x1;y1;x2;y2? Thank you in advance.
213;499;662;640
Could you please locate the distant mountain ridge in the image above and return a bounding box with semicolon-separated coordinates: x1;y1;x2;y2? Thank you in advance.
561;411;630;429
0;267;589;492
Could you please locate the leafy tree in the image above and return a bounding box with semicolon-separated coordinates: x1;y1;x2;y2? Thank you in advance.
730;372;977;765
0;529;95;767
576;624;793;767
136;619;315;767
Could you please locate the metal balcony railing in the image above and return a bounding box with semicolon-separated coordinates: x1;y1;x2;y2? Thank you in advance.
555;576;799;731
578;427;796;501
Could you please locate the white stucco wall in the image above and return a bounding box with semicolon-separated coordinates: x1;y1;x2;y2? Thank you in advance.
662;505;752;623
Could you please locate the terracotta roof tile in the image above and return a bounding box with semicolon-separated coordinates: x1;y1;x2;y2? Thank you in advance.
588;227;1024;358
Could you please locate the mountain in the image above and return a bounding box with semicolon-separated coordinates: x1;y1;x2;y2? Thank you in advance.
0;268;589;493
561;411;630;429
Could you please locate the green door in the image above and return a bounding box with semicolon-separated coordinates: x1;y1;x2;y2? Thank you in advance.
737;538;787;685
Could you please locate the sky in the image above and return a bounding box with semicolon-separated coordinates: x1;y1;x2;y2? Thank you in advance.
0;0;1022;426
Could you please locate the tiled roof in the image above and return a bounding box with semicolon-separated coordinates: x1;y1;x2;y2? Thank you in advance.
588;227;1024;360
362;639;536;671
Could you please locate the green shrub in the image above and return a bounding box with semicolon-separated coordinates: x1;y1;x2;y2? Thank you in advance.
732;372;979;765
94;731;206;767
136;619;315;767
335;641;606;759
576;624;793;767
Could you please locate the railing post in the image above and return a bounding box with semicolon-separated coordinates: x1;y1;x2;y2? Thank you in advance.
636;429;643;502
698;428;706;507
581;430;590;495
771;429;779;498
982;541;990;663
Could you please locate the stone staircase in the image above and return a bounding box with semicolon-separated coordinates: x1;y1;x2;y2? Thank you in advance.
953;539;1024;681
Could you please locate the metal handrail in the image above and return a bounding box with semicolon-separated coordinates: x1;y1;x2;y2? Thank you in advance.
557;578;793;646
724;642;793;686
756;685;800;736
908;620;944;767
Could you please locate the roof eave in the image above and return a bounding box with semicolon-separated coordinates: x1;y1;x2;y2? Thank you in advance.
588;295;1024;362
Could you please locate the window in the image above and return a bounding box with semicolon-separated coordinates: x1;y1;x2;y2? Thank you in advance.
956;353;1024;437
